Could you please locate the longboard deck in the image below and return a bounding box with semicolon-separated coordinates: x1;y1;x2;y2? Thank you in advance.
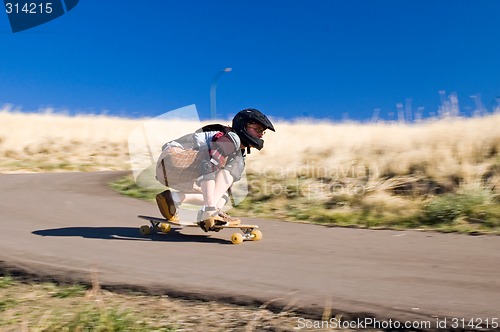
137;214;262;244
137;215;258;229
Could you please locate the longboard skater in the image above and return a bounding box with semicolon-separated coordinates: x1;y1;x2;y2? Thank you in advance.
138;215;262;245
153;109;275;234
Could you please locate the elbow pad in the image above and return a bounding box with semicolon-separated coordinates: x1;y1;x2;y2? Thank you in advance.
209;131;240;167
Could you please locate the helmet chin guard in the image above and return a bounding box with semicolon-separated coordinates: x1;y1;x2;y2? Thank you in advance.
231;108;275;151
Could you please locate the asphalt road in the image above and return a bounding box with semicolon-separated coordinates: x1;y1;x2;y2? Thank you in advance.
0;171;499;327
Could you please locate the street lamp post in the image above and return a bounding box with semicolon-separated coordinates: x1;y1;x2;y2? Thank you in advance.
210;67;232;120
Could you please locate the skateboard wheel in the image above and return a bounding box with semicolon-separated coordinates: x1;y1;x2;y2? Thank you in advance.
231;233;243;244
251;229;262;241
139;225;151;236
160;223;171;233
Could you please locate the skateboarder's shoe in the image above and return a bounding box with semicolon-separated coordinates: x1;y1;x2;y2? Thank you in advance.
197;207;224;232
156;190;178;221
217;209;241;225
197;217;226;232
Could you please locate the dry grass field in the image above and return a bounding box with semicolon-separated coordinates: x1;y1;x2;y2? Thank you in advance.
0;109;136;173
1;108;499;233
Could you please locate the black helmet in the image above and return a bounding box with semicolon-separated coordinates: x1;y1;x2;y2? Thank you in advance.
232;108;275;151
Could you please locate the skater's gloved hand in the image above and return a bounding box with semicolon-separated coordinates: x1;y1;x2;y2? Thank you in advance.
200;159;218;174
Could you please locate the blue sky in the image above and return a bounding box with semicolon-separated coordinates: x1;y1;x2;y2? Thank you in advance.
1;1;499;121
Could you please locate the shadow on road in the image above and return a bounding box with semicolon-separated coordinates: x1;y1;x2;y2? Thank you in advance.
32;227;230;244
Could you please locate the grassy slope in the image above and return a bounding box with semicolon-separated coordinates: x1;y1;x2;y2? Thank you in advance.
0;275;304;331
